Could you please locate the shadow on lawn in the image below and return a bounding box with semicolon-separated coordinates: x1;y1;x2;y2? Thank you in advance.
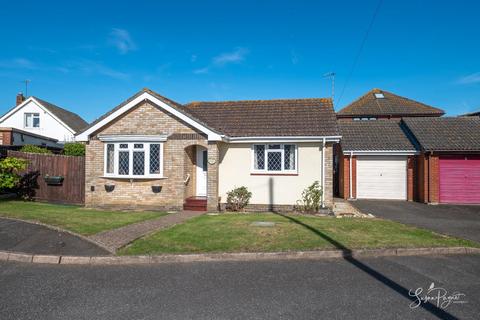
275;212;459;320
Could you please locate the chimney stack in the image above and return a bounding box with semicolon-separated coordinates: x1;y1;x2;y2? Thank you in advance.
16;92;25;106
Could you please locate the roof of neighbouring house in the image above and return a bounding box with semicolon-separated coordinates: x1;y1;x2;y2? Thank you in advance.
402;117;480;152
337;89;445;117
78;88;340;138
338;121;417;152
32;97;88;133
460;110;480;117
184;98;339;137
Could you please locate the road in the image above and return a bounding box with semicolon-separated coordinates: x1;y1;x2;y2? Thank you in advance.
1;254;479;319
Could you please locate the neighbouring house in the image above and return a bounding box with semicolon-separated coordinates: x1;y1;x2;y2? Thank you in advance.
460;110;480;117
0;127;60;148
336;121;418;200
0;93;88;143
75;88;340;211
336;88;445;121
402;117;480;204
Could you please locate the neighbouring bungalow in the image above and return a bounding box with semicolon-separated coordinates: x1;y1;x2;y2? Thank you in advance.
75;88;340;211
402;117;480;204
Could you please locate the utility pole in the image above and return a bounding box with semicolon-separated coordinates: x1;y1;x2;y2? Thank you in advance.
323;72;335;106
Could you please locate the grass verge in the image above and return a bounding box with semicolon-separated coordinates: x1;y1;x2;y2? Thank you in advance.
119;213;479;255
0;200;168;236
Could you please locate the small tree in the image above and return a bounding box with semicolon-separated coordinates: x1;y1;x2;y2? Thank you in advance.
296;181;323;213
226;186;252;212
20;145;52;154
0;157;28;191
63;142;85;156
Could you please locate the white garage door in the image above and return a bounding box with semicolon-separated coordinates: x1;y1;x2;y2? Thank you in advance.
357;155;407;200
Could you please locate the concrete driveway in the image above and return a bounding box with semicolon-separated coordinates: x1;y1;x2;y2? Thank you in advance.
0;218;109;256
352;200;480;243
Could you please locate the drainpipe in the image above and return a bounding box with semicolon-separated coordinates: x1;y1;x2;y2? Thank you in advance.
321;138;326;208
349;151;353;199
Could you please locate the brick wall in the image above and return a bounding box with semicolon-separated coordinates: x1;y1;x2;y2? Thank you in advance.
428;154;440;203
0;130;12;145
323;143;334;207
340;154;357;199
85;101;209;211
407;155;415;201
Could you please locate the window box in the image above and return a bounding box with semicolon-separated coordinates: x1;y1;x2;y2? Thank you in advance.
44;175;64;186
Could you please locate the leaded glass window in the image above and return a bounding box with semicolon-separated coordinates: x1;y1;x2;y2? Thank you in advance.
149;144;161;174
252;144;297;173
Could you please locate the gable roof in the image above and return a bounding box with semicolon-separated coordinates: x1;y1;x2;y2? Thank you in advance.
76;88;224;141
460;110;480;117
337;89;445;118
184;98;339;138
338;121;417;152
77;88;340;141
0;97;88;133
32;97;88;133
402;117;480;152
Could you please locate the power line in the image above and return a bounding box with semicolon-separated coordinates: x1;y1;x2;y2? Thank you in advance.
337;0;383;107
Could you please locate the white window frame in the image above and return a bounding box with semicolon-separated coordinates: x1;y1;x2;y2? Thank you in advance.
251;144;298;174
24;113;40;128
103;142;164;179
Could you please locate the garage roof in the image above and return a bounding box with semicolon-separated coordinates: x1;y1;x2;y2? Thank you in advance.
339;121;417;152
402;117;480;152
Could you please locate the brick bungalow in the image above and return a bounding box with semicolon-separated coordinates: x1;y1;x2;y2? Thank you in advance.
402;117;480;204
75;88;340;211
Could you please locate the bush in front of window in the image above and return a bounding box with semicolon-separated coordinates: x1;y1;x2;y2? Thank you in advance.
0;157;28;192
20;145;52;154
226;186;252;212
63;142;85;156
295;181;322;213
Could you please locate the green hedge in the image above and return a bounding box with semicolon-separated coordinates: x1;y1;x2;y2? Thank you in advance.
63;142;85;156
20;145;52;154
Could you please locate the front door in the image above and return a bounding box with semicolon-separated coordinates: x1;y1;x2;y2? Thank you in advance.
196;147;207;197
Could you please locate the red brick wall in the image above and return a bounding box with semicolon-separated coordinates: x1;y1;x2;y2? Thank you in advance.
0;130;13;145
407;156;415;201
428;154;440;203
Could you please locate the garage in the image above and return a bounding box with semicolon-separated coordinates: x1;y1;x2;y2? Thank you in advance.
356;155;407;200
439;155;480;204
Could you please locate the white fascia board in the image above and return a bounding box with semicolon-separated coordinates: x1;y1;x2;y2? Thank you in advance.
0;97;37;123
98;134;168;142
343;150;419;156
76;92;223;141
225;136;341;143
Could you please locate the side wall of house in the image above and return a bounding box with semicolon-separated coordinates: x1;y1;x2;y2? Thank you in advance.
218;142;334;209
85;101;208;210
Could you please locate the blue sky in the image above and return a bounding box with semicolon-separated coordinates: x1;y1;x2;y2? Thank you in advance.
0;0;479;122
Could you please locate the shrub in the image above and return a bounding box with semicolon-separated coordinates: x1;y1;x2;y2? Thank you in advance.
0;157;28;191
226;186;252;212
63;142;85;156
20;145;52;154
295;181;323;213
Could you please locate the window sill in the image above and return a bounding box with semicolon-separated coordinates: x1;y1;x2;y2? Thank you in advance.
250;173;298;176
101;176;167;180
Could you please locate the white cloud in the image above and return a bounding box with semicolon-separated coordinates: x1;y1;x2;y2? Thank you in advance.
213;47;249;66
458;72;480;84
67;59;129;80
290;49;299;65
0;58;37;69
191;54;197;62
193;67;209;74
109;28;137;54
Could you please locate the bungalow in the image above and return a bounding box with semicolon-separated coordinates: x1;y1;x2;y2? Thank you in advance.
402;117;480;204
0;93;88;143
75;88;340;211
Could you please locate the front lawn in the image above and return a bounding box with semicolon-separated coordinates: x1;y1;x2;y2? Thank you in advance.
0;200;168;236
119;213;478;255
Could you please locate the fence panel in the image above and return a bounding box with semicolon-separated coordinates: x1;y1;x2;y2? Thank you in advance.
7;151;85;204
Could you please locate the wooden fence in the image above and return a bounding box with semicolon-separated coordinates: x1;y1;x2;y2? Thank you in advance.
7;150;85;204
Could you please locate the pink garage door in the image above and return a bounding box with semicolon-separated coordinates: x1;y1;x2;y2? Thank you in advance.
439;155;480;204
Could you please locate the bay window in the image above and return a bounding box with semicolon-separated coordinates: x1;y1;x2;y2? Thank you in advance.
252;144;297;173
104;142;164;178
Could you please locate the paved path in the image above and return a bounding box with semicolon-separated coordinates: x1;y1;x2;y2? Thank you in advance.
352;200;480;243
1;254;479;319
0;218;109;256
89;210;205;252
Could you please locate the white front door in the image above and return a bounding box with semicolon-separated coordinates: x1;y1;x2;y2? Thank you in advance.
196;147;207;197
356;155;407;200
